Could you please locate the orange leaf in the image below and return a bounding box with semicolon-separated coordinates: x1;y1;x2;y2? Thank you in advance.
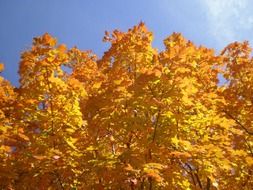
0;63;4;72
18;133;29;141
33;155;46;160
0;145;12;153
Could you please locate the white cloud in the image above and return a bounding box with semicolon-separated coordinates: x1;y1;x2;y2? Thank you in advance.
200;0;253;48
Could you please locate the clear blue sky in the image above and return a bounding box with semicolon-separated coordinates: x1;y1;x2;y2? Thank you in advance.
1;0;253;86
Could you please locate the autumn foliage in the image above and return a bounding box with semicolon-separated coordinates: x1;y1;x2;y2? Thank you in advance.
0;23;252;189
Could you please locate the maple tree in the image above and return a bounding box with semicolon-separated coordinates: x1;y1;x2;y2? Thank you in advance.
0;23;252;189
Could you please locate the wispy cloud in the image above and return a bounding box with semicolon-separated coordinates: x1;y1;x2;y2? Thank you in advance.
200;0;253;48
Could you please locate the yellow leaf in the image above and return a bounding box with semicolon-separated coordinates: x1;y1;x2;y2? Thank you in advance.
0;125;9;133
124;164;134;171
65;137;78;151
171;135;179;148
246;156;253;166
181;179;191;190
113;79;121;85
144;163;164;170
66;128;75;133
213;181;219;188
92;82;102;89
110;136;115;142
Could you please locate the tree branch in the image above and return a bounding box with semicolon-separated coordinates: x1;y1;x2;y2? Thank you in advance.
152;109;161;143
223;110;253;135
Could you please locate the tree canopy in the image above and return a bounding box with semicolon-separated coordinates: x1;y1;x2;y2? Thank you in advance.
0;23;252;189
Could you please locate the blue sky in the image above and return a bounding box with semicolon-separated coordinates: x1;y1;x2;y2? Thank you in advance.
1;0;253;86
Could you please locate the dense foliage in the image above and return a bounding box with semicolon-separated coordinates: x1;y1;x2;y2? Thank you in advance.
0;23;252;189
